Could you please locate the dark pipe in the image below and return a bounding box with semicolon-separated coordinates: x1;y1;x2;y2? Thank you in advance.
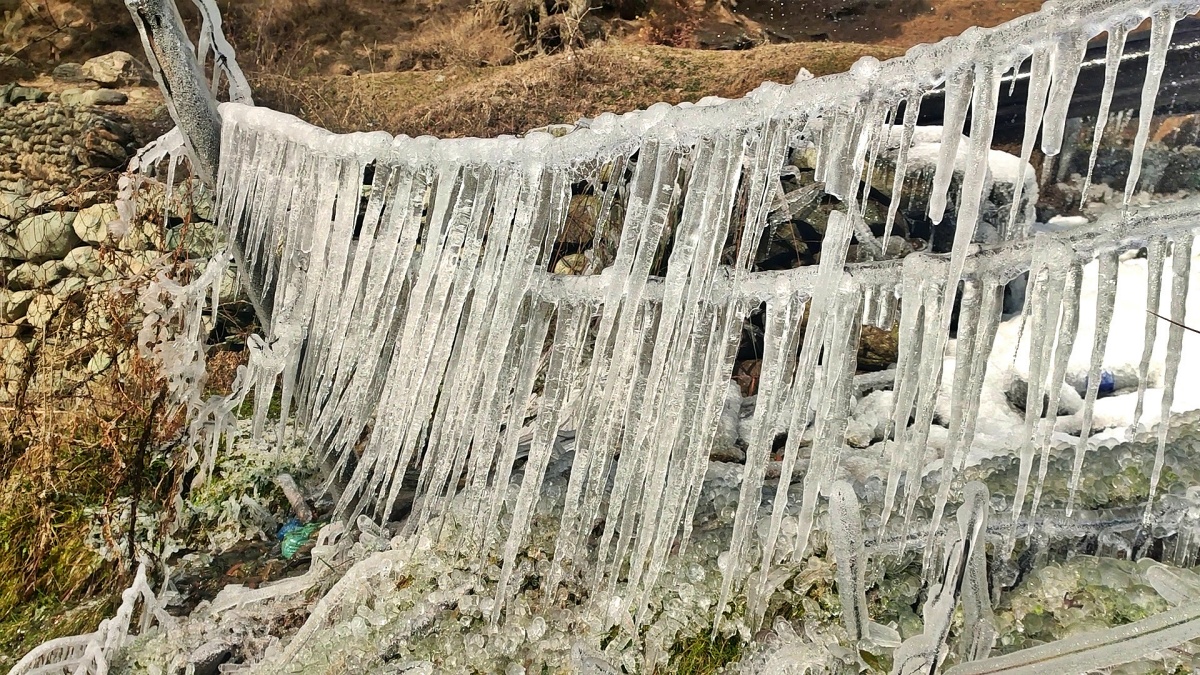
917;17;1200;143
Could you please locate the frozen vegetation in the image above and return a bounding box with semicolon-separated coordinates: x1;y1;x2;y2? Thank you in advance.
18;0;1200;672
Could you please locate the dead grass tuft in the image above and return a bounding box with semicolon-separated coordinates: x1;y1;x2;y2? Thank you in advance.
639;0;702;48
390;7;520;71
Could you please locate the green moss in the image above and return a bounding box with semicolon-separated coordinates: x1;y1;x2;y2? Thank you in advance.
670;631;744;675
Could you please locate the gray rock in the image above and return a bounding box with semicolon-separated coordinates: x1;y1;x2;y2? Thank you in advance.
86;349;112;375
59;88;87;107
51;276;86;298
81;51;150;87
0;190;68;220
0;192;24;220
58;88;126;107
1158;146;1200;193
61;245;103;276
1006;377;1083;417
52;62;85;82
8;260;67;290
0;55;34;82
711;382;747;463
0;336;28;364
1;83;45;106
24;292;62;330
12;211;81;262
188;641;232;675
165;219;222;258
73;203;117;244
1;289;34;322
116;216;160;252
85;89;127;106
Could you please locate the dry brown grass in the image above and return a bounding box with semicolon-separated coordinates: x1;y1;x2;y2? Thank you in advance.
390;7;520;71
0;187;249;666
639;0;702;48
255;41;903;138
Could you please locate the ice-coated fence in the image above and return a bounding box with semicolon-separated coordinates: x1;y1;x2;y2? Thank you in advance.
20;0;1200;670
181;0;1200;641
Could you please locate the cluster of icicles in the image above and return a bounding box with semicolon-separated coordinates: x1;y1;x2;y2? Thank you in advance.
95;0;1200;668
195;0;1200;637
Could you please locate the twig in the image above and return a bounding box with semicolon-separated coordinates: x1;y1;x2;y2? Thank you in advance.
128;385;167;565
1148;310;1200;336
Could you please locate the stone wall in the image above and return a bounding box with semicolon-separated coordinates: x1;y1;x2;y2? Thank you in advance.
0;94;139;194
0;182;225;402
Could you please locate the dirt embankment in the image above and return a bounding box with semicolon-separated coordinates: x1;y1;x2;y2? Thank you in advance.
0;0;1041;141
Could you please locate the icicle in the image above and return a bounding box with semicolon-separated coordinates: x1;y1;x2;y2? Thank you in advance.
789;281;861;563
944;601;1200;675
1125;9;1178;203
1066;251;1119;515
1005;47;1052;239
1133;237;1168;430
714;285;805;632
959;482;996;662
1007;240;1074;550
1029;262;1081;520
928;67;974;225
880;254;946;535
884;93;920;246
752;210;858;622
1040;32;1088;158
927;278;1002;564
1080;24;1130;210
492;301;589;623
830;481;869;642
891;482;987;674
1145;235;1193;521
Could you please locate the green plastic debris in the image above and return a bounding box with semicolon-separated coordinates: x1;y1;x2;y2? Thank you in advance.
281;522;321;559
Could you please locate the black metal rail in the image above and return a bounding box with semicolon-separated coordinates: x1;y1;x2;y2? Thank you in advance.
918;17;1200;143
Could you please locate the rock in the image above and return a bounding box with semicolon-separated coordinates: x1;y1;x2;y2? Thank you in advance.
0;192;23;220
0;289;34;322
1157;146;1200;193
7;260;67;290
712;383;747;462
188;640;232;675
165;219;222;258
844;417;876;449
51;276;86;298
81;51;151;86
12;211;81;262
553;252;589;275
61;246;103;276
0;55;34;82
79;115;135;168
59;88;87;106
73;203;117;244
52;62;85;82
61;87;128;107
116;215;161;251
25;292;62;330
86;349;112;375
858;324;899;372
870;126;1037;242
0;83;46;106
87;89;128;106
0;336;28;364
527;123;577;138
1006;377;1083;417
